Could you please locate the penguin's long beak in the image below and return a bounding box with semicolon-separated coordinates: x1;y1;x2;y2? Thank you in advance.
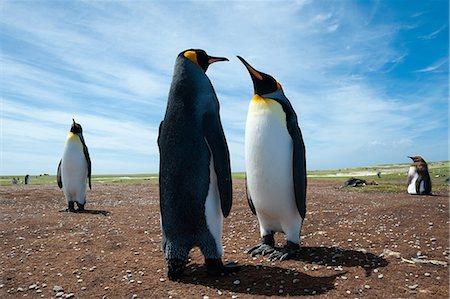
237;55;263;81
72;118;76;126
407;156;414;160
207;56;229;65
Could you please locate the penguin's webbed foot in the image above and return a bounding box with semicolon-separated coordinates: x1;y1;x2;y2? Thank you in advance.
247;243;275;257
267;241;299;261
77;203;85;211
167;258;186;281
247;234;275;256
68;202;75;212
206;259;241;277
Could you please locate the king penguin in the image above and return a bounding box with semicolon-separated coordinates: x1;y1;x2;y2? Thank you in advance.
407;155;432;195
57;119;92;211
158;49;239;280
238;56;307;261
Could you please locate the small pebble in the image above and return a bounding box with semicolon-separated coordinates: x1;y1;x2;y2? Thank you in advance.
364;285;371;289
29;284;37;290
81;287;87;291
378;274;384;279
233;280;241;285
203;296;209;299
293;278;299;283
424;272;431;277
55;292;64;297
159;278;165;282
17;287;24;292
53;286;64;292
66;293;74;299
408;284;418;290
104;286;109;291
132;295;138;299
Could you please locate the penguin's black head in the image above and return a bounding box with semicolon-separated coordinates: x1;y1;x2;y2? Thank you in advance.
237;55;282;96
408;155;425;163
180;49;228;72
70;118;83;135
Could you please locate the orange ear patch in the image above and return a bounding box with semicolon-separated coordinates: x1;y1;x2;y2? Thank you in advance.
183;50;198;65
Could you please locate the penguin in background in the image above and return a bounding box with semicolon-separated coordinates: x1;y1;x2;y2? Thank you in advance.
158;49;239;280
57;119;92;211
238;56;307;261
407;156;432;195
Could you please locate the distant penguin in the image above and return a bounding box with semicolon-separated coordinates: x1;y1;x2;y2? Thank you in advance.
57;119;92;211
407;156;432;195
237;56;307;261
158;49;239;280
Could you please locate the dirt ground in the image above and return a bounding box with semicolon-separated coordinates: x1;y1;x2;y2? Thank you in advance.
1;179;449;298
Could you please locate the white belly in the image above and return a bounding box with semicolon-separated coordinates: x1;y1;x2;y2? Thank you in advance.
61;136;88;204
245;98;302;242
204;149;223;256
407;166;418;194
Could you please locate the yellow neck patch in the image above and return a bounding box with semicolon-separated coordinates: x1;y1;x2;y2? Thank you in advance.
67;132;79;141
249;95;286;123
183;50;198;66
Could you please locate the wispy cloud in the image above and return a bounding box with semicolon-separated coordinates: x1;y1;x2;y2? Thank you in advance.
414;58;448;73
419;25;448;40
1;0;448;174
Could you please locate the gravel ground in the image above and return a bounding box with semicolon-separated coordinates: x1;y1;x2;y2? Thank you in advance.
1;179;448;298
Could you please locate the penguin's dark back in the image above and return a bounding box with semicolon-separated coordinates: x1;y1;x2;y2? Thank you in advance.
159;57;217;235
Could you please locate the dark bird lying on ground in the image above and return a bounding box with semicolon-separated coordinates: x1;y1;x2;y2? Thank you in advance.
341;178;378;188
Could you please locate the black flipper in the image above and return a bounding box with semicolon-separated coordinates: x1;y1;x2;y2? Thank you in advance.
423;172;432;194
417;171;432;194
203;111;232;218
245;177;256;215
78;134;92;190
157;121;164;147
57;159;63;188
281;101;307;219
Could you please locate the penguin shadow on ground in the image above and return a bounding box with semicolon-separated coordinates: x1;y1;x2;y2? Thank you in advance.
58;208;110;216
293;246;389;277
178;264;344;296
178;247;387;296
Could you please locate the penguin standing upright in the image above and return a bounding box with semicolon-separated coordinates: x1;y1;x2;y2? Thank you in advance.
158;49;239;280
238;56;307;261
407;156;432;195
57;119;92;211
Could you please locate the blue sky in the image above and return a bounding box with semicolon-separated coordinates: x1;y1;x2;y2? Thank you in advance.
1;0;448;175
